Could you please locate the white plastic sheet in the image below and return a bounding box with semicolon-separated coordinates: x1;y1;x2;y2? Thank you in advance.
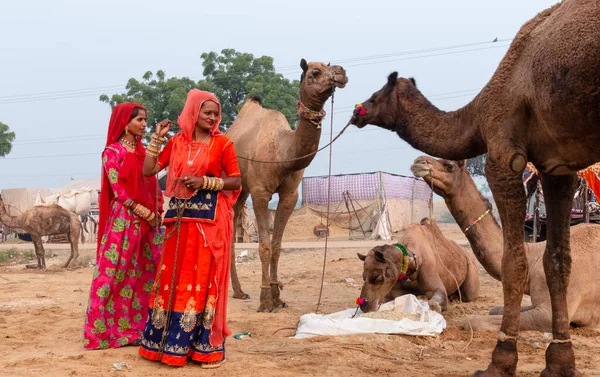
293;295;446;339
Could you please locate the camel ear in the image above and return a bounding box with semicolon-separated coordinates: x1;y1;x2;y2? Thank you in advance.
457;160;466;168
357;252;367;261
374;249;386;263
385;72;398;94
409;77;417;87
300;58;308;72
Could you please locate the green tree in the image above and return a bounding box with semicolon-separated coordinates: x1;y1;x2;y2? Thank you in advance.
466;154;487;178
100;49;300;138
0;122;16;157
199;49;299;129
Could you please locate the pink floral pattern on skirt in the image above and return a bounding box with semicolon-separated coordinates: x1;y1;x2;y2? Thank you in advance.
83;200;162;349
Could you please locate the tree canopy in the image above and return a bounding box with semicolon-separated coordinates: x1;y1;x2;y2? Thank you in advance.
466;154;487;178
100;49;300;138
0;122;16;157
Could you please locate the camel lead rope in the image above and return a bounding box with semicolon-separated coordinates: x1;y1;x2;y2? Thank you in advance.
315;75;336;314
428;169;434;219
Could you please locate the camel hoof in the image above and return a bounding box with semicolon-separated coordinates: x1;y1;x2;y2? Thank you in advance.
474;340;517;377
273;299;287;308
25;264;42;270
233;292;250;300
429;301;442;313
258;288;274;313
540;342;581;377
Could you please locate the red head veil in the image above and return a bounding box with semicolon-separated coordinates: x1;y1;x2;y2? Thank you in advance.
97;103;163;250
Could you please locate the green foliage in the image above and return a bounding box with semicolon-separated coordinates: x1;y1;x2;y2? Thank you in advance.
466;154;487;178
100;49;300;139
0;122;16;157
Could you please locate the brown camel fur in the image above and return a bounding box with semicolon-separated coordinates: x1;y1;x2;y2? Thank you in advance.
351;2;600;375
226;59;348;312
357;218;480;314
411;156;600;332
0;195;83;269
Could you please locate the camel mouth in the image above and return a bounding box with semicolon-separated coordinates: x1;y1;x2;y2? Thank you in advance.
410;160;433;179
350;111;366;128
334;76;348;89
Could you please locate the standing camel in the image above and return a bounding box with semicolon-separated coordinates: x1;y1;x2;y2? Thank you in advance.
0;195;84;269
226;59;348;312
351;1;600;375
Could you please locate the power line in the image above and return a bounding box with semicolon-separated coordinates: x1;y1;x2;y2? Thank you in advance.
0;38;510;105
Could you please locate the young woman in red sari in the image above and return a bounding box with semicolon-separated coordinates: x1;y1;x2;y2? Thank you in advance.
84;103;168;349
139;90;241;368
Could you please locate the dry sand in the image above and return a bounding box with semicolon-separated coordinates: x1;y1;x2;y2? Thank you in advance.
1;223;599;376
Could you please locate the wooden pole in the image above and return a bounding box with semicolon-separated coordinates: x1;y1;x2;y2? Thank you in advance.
583;179;590;223
532;182;541;242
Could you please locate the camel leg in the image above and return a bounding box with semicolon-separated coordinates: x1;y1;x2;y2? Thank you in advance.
252;191;274;312
230;191;250;300
460;260;481;302
28;235;46;270
466;305;552;333
488;305;534;315
475;158;528;377
64;220;81;268
539;173;581;377
417;266;448;313
269;186;299;308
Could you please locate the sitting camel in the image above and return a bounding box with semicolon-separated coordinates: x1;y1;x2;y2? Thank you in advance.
411;156;600;331
357;217;480;313
0;195;83;269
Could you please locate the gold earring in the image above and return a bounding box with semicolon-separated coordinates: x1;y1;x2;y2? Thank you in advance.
124;127;129;135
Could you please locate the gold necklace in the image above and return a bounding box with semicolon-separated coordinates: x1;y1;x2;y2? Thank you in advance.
187;133;211;167
119;138;136;148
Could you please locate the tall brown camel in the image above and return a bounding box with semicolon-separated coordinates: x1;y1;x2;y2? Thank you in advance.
411;156;600;332
226;59;348;312
0;195;83;269
350;2;600;375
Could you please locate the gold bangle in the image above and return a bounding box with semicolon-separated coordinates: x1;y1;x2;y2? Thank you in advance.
219;178;225;191
210;177;216;191
146;212;156;222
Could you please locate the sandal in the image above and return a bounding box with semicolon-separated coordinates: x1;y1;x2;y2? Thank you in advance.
200;359;226;369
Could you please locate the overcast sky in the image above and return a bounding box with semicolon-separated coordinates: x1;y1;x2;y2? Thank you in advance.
0;0;559;190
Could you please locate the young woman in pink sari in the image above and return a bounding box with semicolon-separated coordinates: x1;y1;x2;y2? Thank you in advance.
83;103;168;349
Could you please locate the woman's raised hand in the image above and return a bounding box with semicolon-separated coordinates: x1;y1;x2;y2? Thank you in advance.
155;119;172;138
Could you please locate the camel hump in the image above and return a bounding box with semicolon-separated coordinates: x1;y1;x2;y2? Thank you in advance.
249;95;262;105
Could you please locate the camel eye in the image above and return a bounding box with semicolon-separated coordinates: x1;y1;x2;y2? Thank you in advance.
445;164;454;172
369;273;384;284
311;69;321;77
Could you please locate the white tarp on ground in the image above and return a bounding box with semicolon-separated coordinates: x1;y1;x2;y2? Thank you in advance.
293;295;446;339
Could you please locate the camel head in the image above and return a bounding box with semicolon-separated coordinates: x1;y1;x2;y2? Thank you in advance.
299;59;348;107
410;156;468;198
350;72;418;131
356;244;416;312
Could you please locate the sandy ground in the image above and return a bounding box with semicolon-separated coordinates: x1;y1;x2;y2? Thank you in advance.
1;223;599;377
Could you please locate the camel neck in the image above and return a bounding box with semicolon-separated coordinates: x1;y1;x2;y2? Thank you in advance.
396;94;486;161
0;200;22;229
443;177;504;281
